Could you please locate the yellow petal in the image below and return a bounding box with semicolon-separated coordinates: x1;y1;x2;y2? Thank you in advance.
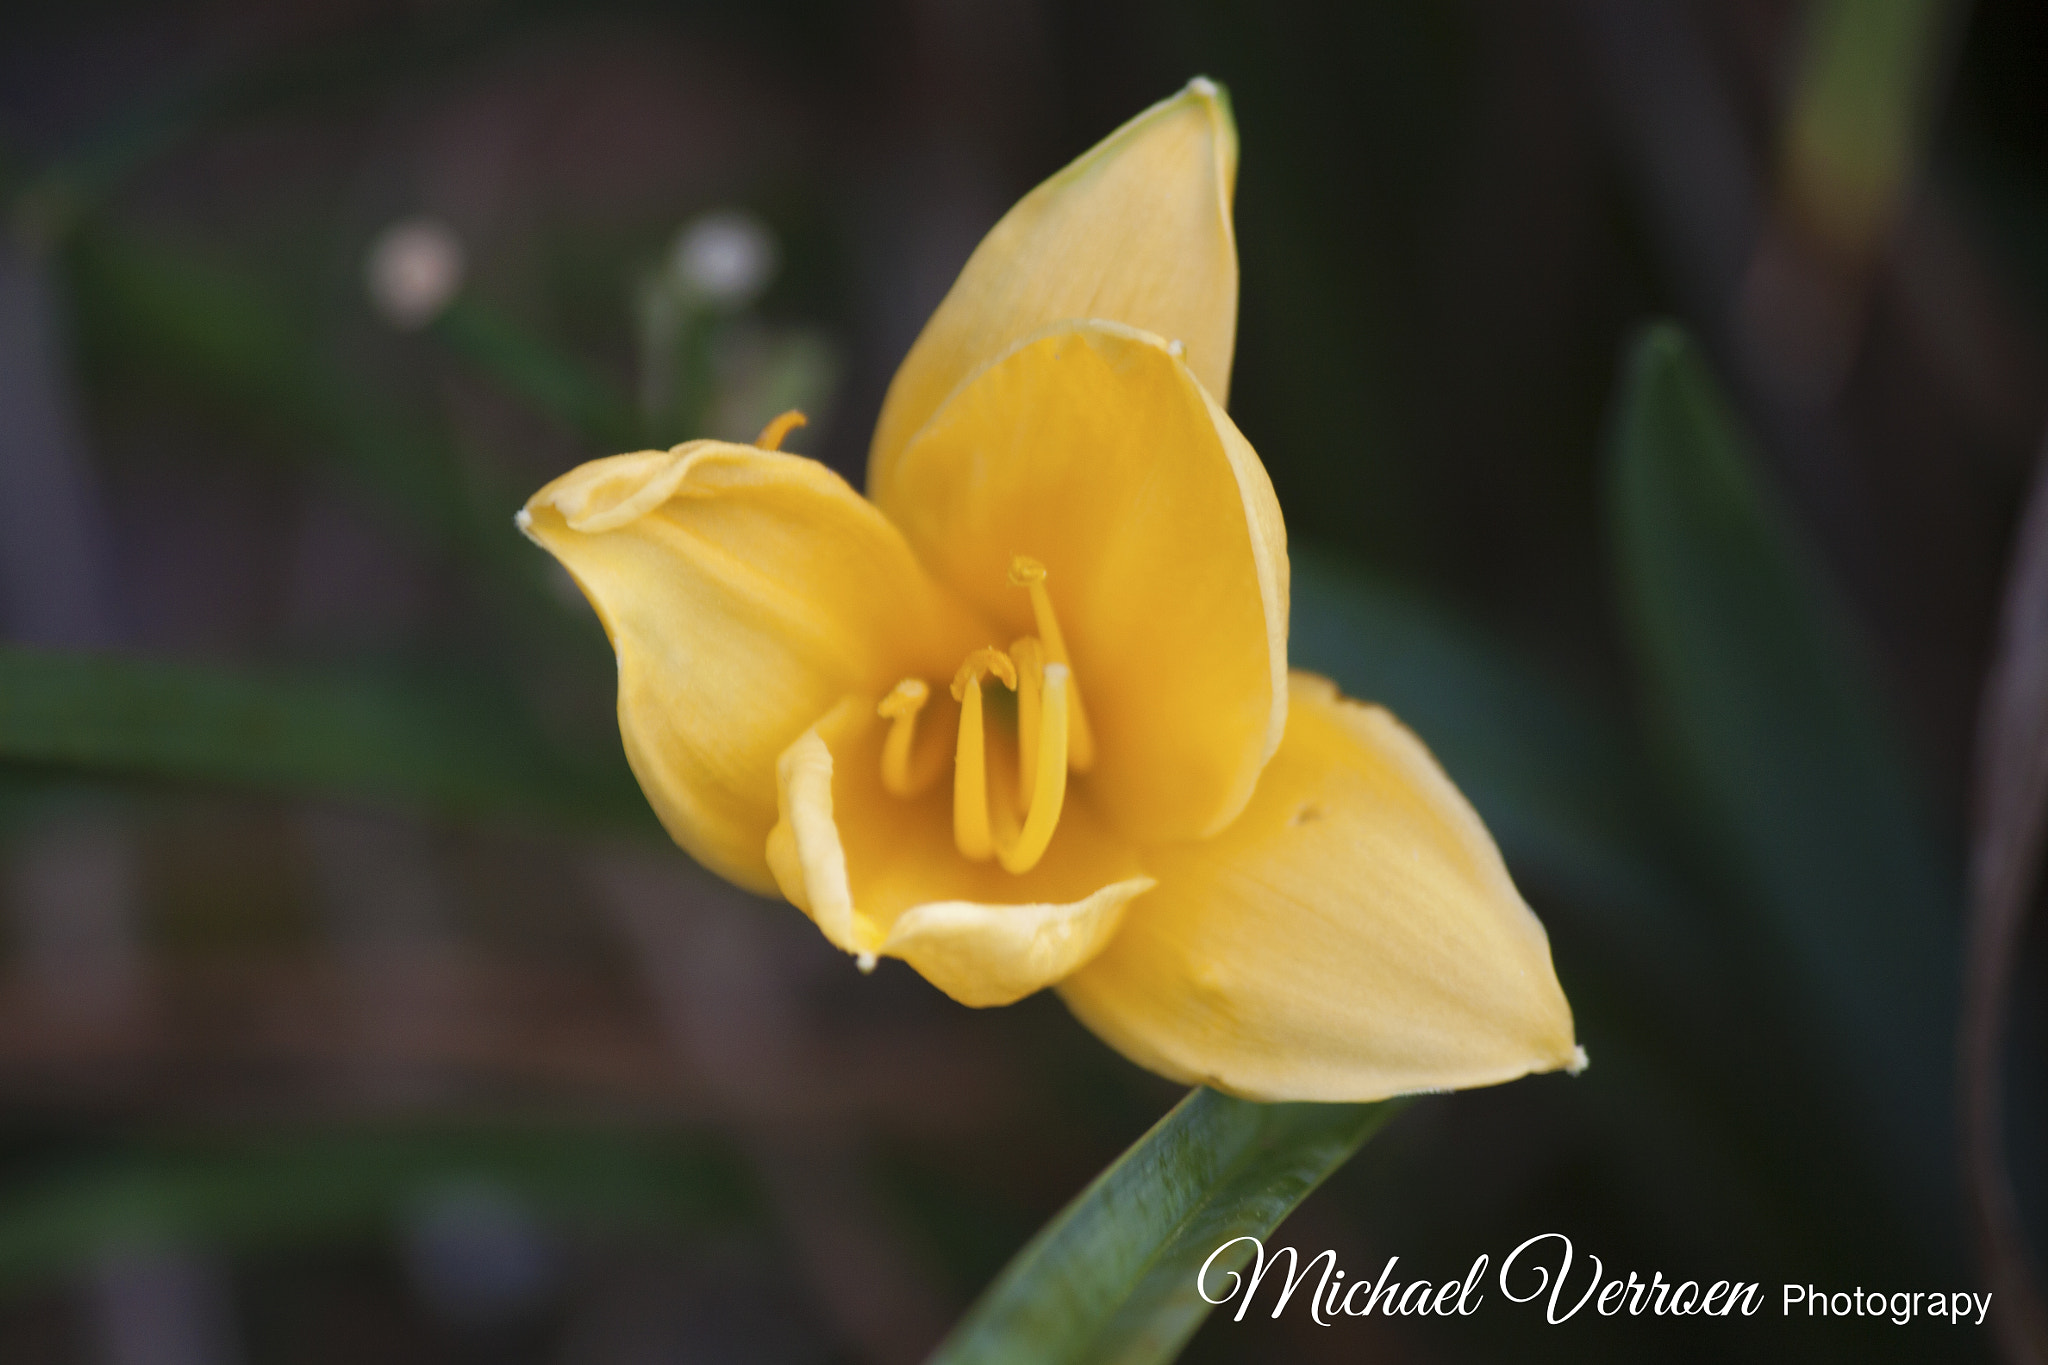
868;77;1238;504
766;691;1154;1007
880;320;1286;845
522;444;981;894
1059;673;1582;1102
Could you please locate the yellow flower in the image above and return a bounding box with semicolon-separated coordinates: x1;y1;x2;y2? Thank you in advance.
520;80;1581;1101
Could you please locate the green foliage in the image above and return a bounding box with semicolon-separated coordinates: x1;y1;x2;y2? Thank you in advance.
1606;324;1957;1225
928;1089;1399;1365
433;298;639;451
0;645;651;832
1291;549;1692;957
65;225;476;547
0;1126;755;1293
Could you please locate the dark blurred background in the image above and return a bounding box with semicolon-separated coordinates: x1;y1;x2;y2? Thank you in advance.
2;0;2046;1361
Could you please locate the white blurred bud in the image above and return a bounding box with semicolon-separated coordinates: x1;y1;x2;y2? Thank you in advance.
673;210;777;308
366;218;465;329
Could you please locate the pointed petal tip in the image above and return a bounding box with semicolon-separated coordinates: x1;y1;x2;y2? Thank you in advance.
868;79;1242;496
1058;675;1579;1103
1182;76;1235;144
1568;1045;1590;1075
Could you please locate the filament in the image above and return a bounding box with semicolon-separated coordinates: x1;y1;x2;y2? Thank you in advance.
1008;556;1094;770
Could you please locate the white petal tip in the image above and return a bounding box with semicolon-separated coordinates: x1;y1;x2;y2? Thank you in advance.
1187;76;1219;98
1567;1046;1590;1076
856;952;878;974
513;507;533;533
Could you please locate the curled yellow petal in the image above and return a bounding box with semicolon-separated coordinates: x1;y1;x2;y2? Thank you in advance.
869;77;1238;503
1059;673;1582;1102
882;879;1153;1009
765;691;1152;1005
522;443;981;893
882;320;1286;845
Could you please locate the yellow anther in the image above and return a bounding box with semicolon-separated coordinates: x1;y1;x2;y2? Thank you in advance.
755;409;808;452
950;646;1016;700
995;661;1069;874
1007;555;1094;770
877;678;934;797
879;678;929;719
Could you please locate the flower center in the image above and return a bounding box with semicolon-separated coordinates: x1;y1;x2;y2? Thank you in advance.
876;555;1093;874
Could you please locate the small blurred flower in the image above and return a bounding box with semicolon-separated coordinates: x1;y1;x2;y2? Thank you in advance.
366;218;465;330
637;210;793;445
672;210;778;308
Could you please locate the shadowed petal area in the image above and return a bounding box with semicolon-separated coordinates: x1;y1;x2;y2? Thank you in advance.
869;78;1238;503
766;694;1154;1007
882;321;1286;845
522;444;981;893
1059;673;1582;1102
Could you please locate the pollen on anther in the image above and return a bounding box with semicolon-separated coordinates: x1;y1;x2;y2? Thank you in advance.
878;677;929;718
878;678;934;797
951;647;1016;699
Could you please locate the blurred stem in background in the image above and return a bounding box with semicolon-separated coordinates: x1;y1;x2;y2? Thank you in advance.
1780;0;1954;262
635;211;779;445
1745;0;1958;405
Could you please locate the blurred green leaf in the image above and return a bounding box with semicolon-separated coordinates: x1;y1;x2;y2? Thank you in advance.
0;644;651;831
1291;546;1689;951
66;224;476;546
1289;549;1773;1225
928;1088;1399;1365
433;296;640;451
1606;323;1957;1212
0;1126;754;1294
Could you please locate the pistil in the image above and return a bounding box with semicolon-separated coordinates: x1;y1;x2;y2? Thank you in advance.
1008;556;1094;769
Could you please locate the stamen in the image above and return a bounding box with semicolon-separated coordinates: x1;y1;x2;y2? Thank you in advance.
1007;556;1095;769
996;661;1069;874
755;409;808;451
950;648;1015;861
877;678;933;797
950;646;1017;698
1009;636;1044;806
